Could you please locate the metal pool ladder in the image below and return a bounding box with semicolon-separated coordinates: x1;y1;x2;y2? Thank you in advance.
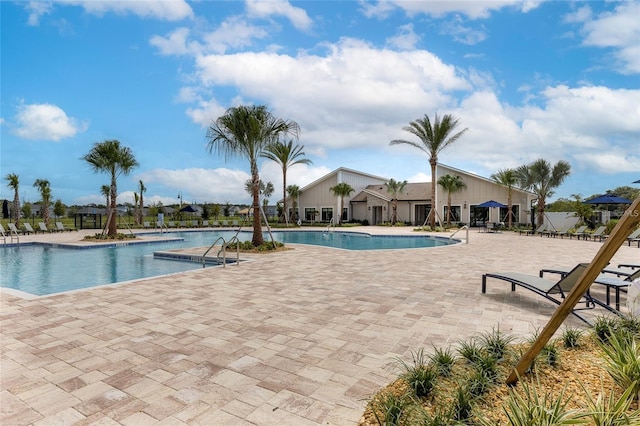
201;236;241;268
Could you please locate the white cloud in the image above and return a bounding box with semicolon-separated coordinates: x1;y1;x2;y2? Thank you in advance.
150;27;200;56
25;1;53;26
69;0;193;21
573;2;640;74
246;0;313;31
386;24;420;50
383;0;542;19
202;16;269;54
440;18;487;45
12;102;88;141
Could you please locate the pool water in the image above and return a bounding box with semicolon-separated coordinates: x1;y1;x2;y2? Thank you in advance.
1;230;455;296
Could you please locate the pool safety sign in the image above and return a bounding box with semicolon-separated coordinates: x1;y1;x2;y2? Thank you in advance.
158;213;164;226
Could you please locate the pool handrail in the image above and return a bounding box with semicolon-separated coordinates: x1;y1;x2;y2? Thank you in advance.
203;236;226;268
449;225;469;244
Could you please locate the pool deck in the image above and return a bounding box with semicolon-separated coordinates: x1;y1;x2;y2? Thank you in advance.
1;226;638;425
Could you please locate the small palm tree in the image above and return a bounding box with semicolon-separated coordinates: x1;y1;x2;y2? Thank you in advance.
100;184;111;209
437;174;467;225
244;179;274;218
262;139;312;224
33;179;52;226
207;105;299;246
287;184;301;222
83;140;139;237
5;173;20;226
490;168;517;228
516;159;571;226
329;182;355;225
385;178;408;224
390;113;468;227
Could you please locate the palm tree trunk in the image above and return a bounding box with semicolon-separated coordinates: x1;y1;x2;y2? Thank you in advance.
282;175;287;224
13;194;20;227
251;166;264;246
430;158;437;227
109;180;117;236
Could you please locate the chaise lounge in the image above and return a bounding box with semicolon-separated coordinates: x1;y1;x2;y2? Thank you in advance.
482;263;605;324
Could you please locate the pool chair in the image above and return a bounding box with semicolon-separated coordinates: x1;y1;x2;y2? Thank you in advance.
519;223;546;236
587;226;607;242
482;263;603;324
8;223;24;235
55;222;74;232
23;223;36;234
541;223;572;238
626;228;640;247
201;220;209;227
567;225;588;240
143;221;151;229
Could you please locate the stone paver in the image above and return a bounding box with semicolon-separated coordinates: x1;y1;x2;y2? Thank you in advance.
1;227;638;424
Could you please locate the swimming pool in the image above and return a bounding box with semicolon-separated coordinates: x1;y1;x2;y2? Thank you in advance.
1;230;457;296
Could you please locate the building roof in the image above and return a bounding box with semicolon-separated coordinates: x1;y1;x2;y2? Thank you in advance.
351;183;431;202
299;167;388;193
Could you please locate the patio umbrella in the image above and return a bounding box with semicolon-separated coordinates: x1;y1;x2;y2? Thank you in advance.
633;179;640;184
584;195;632;205
477;200;507;208
180;205;197;213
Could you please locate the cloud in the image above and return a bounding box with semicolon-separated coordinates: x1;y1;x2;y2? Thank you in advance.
246;0;313;31
440;18;487;45
375;0;542;20
386;24;420;50
12;102;88;141
25;1;53;26
571;2;640;74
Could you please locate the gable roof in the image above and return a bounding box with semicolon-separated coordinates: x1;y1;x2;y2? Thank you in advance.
300;167;388;192
351;183;431;202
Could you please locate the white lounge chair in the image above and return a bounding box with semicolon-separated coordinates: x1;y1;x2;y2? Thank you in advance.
38;222;51;233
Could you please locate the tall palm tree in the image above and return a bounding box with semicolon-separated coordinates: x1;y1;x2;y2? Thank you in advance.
390;113;468;227
385;178;408;224
490;168;517;228
516;159;571;226
33;179;51;226
262;139;312;224
83;140;139;237
137;180;146;225
5;173;20;226
287;184;301;223
207;105;299;246
329;182;354;225
437;174;467;225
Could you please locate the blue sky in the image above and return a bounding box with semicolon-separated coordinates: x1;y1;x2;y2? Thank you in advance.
2;0;639;207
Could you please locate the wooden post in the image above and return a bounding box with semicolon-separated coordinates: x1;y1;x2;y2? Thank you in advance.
506;196;640;385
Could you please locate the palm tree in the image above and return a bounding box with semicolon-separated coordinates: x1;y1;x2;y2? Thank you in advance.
385;178;408;224
490;168;517;228
207;105;299;246
287;184;302;223
100;184;111;208
262;139;312;224
83;140;139;237
33;179;52;226
390;113;468;227
244;179;274;218
516;159;571;226
5;173;20;226
329;182;355;225
437;174;467;226
137;180;146;225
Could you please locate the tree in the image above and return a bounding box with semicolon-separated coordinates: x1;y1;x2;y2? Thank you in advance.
516;159;571;226
437;174;467;226
100;185;111;208
329;182;354;225
53;199;65;219
137;180;146;225
262;139;312;224
390;113;468;227
490;168;518;228
21;202;32;221
287;184;301;223
33;179;52;226
244;179;274;218
5;173;20;226
207;105;299;246
385;178;408;224
83;139;139;237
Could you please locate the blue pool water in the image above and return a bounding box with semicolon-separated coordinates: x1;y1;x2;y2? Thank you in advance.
1;230;455;296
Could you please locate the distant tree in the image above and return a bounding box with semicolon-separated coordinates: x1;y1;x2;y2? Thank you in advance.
385;178;408;223
21;202;32;221
604;186;639;202
5;173;20;226
211;203;221;219
206;105;299;246
33;179;52;226
223;202;231;217
329;182;354;225
137;180;146;225
201;203;210;220
101;185;111;209
516;159;571;226
244;180;274;217
390;113;468;227
437;174;467;226
262;139;312;224
53;199;65;219
490;168;518;228
83;140;139;237
287;185;301;222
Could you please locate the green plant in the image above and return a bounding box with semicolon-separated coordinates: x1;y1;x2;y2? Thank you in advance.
501;375;587;425
472;351;500;383
450;384;474;422
542;342;560;367
581;382;640;426
467;368;493;397
429;346;455;377
395;349;439;398
593;316;618;344
596;330;640;402
478;326;515;361
369;391;413;426
561;327;584;349
458;339;483;364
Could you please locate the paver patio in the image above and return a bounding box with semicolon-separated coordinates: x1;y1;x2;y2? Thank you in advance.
1;227;638;425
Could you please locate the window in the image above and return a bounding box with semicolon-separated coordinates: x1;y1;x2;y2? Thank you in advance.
342;207;348;221
443;206;461;222
305;208;317;222
499;205;520;223
321;207;333;222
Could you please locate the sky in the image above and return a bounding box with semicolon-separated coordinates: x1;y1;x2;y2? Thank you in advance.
1;0;639;208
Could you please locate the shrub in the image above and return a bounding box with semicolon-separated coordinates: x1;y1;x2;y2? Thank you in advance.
561;327;584;349
429;346;456;378
369;390;413;426
394;349;439;398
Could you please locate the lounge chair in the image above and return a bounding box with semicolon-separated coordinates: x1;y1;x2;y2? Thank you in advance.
587;226;607;242
221;220;228;227
143;221;151;229
567;225;588;240
520;223;546;236
201;220;209;227
626;228;640;247
8;223;24;235
38;222;52;233
619;263;640;270
212;221;219;227
23;223;36;234
482;263;602;323
542;223;572;238
168;221;176;228
232;220;239;227
55;222;74;232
